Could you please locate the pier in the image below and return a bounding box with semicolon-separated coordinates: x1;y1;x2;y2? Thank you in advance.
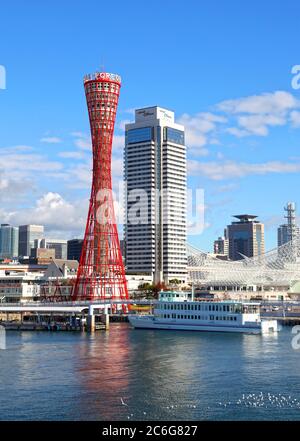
0;299;152;332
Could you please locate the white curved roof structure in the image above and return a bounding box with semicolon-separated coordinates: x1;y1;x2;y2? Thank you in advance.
187;239;300;286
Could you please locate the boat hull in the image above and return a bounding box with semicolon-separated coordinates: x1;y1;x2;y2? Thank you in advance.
128;315;277;334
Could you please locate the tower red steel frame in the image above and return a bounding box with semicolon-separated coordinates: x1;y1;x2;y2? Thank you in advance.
73;72;128;301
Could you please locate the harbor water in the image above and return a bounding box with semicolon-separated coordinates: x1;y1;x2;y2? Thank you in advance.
0;324;300;421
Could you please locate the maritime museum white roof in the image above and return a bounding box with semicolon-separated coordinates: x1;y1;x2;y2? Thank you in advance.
187;239;300;286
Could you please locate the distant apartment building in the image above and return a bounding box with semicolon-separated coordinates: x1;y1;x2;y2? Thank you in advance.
278;202;300;247
227;214;265;261
0;224;19;259
33;238;68;260
213;229;228;256
18;225;44;257
67;239;83;262
124;106;187;284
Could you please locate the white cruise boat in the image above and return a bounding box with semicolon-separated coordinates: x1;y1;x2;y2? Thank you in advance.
129;291;278;334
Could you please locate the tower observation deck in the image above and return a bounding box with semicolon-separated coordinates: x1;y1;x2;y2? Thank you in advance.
73;72;128;302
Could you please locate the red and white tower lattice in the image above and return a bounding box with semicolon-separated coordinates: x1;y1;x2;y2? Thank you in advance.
73;72;128;301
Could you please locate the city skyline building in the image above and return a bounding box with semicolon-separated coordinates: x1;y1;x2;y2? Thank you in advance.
227;214;265;261
33;238;68;260
278;202;300;247
67;239;83;262
124;106;187;283
73;71;128;301
18;224;44;257
213;229;229;256
0;224;19;259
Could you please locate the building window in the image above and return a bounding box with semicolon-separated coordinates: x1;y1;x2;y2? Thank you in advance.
164;127;185;145
127;127;153;144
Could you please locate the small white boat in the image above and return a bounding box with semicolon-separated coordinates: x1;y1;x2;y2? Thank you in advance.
129;291;278;334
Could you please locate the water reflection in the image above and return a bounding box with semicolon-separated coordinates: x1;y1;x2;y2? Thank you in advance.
75;325;132;420
0;326;300;420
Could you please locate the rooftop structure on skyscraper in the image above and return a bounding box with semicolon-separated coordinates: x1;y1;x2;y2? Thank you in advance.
227;214;265;260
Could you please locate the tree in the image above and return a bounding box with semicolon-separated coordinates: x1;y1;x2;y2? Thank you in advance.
169;278;180;285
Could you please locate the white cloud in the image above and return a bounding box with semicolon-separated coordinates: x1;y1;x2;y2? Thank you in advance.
113;134;124;150
225;127;249;137
212;183;238;193
40;137;62;144
116;119;131;131
58;151;85;159
71;132;91;150
5;192;88;236
0;144;64;202
178;112;227;149
218;90;300;138
290;110;300;128
218;91;299;115
237;114;286;136
0;148;63;173
188;159;300;180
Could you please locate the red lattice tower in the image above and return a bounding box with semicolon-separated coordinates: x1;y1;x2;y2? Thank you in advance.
73;72;128;302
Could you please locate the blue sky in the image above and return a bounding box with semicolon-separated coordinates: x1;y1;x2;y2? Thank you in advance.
0;0;300;251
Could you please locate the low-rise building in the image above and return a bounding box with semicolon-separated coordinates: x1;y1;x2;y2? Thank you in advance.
0;270;44;303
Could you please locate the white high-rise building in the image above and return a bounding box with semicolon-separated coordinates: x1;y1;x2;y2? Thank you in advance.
124;106;187;284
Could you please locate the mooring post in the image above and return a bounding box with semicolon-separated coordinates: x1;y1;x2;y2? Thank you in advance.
87;305;95;333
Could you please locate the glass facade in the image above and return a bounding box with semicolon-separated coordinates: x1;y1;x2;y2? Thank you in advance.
164;127;185;145
126;127;153;144
0;225;19;259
